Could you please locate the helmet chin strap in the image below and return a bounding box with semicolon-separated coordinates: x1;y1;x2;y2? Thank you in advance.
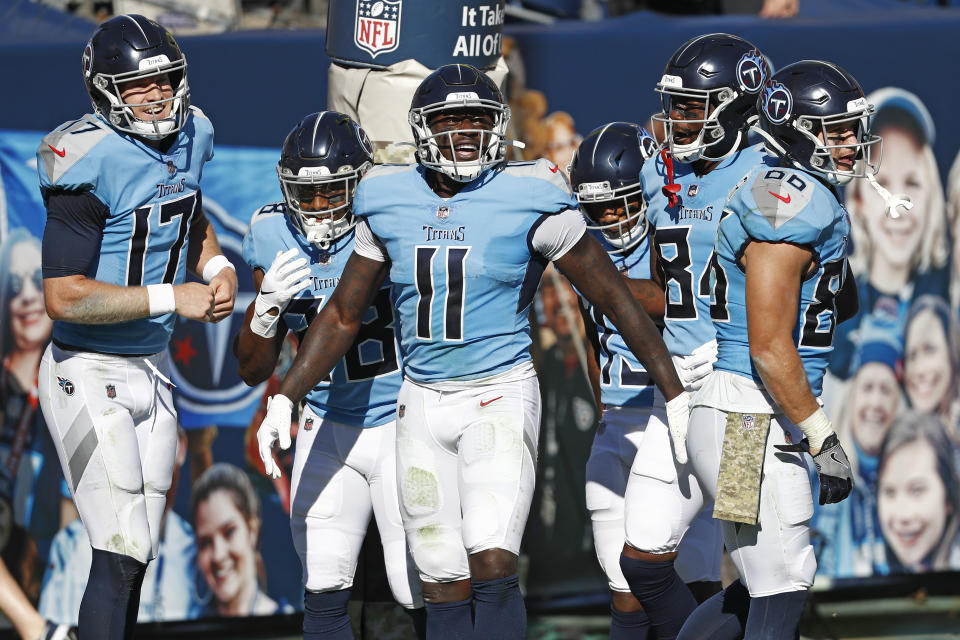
865;172;913;220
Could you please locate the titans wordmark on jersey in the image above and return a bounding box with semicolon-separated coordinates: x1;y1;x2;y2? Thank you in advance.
242;203;401;427
642;144;772;357
712;165;850;396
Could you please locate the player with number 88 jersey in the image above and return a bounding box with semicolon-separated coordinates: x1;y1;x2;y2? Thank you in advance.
256;64;687;640
237;111;426;638
681;60;870;639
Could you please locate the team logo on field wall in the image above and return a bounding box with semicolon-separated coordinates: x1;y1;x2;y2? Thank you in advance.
355;0;402;58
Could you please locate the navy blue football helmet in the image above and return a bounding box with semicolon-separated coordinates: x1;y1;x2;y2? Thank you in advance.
409;64;510;182
654;33;768;162
277;111;374;249
82;14;189;139
568;122;656;254
757;60;881;186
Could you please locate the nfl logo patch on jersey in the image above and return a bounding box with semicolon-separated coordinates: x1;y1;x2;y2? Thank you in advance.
303;417;314;431
57;377;74;396
437;205;449;219
105;384;116;399
398;404;405;418
739;414;755;434
355;0;402;58
687;184;699;198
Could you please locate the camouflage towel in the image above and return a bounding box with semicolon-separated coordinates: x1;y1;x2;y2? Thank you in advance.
713;412;772;525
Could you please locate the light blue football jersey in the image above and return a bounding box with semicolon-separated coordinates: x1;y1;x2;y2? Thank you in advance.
643;144;771;357
583;235;656;408
37;109;214;355
354;161;579;383
242;203;401;427
712;165;851;396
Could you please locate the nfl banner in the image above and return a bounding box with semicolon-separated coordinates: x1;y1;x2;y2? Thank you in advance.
327;0;504;70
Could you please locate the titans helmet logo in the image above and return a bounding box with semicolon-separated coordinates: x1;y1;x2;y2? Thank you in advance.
763;80;792;125
737;49;766;95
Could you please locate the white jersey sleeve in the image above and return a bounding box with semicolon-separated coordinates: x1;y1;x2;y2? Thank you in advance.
531;208;587;262
353;217;389;262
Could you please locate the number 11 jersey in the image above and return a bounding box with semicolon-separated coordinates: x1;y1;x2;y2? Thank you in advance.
353;161;584;384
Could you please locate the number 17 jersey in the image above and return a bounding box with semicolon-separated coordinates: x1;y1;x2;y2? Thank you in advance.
353;161;584;384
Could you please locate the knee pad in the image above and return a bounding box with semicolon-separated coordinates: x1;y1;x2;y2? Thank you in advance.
408;524;469;582
298;528;357;593
382;537;420;608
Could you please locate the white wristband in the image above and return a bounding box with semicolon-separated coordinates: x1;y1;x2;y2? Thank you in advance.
202;255;235;283
147;284;176;316
250;294;281;338
796;407;833;452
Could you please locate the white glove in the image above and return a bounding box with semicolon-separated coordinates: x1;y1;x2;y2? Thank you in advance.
250;248;312;338
665;391;692;465
672;339;718;391
257;394;294;479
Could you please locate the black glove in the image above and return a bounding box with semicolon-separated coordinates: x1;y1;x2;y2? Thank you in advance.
774;433;853;505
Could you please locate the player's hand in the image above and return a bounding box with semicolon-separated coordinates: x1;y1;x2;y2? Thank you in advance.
209;266;238;323
260;249;311;312
173;282;216;321
251;249;312;338
775;433;854;505
665;391;691;465
759;0;798;18
257;394;294;479
673;339;717;391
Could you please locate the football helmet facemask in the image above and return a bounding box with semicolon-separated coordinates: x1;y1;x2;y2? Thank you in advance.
277;111;374;249
409;64;510;182
653;33;768;163
568;122;657;254
756;60;882;186
82;14;189;140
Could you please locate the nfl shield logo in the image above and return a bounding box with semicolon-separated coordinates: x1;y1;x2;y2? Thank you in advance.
303;417;314;431
106;384;116;399
355;0;402;58
398;404;405;418
687;184;699;198
740;415;755;433
437;205;449;219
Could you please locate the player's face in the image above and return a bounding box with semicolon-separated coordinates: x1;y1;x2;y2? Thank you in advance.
878;438;949;569
427;108;495;163
295;183;349;217
194;490;259;611
585;198;642;236
858;127;929;271
668;98;706;146
7;242;52;353
119;72;174;122
850;362;899;457
904;309;952;414
818;121;858;175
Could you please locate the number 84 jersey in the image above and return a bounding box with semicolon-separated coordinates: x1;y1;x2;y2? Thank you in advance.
242;203;401;428
712;165;850;397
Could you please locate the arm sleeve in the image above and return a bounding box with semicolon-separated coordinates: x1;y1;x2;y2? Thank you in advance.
42;190;109;278
531;208;587;261
353;217;389;262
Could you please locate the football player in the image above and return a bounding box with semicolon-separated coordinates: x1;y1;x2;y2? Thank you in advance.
237;111;424;639
570;122;724;640
255;64;688;640
616;33;772;640
679;60;874;638
35;14;237;640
